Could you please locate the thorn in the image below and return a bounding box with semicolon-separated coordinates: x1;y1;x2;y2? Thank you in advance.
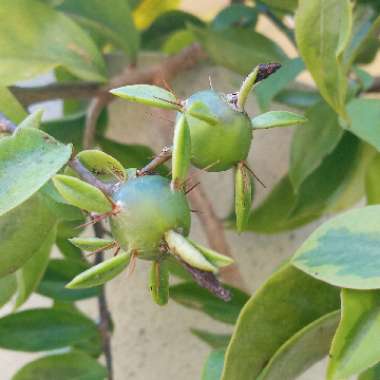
190;209;201;213
161;78;177;99
152;96;183;109
201;160;221;172
126;251;138;278
85;242;117;257
209;75;214;91
113;245;121;257
243;162;266;188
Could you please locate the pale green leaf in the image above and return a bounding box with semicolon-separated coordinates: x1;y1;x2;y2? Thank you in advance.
69;237;115;252
296;0;351;118
0;0;106;86
0;193;57;278
347;99;380;151
0;87;27;124
328;289;380;379
66;251;131;289
251;111;307;130
258;311;340;380
53;175;112;213
222;264;339;380
14;225;57;309
13;351;107;380
18;110;44;129
110;84;180;110
292;206;380;289
202;349;225;380
149;259;169;306
235;163;253;232
0;128;72;216
365;154;380;204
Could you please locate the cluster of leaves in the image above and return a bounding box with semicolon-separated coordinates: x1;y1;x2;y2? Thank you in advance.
0;0;380;380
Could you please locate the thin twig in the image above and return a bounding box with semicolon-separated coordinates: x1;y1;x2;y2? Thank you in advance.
69;158;115;195
137;146;173;176
93;222;114;380
187;170;247;290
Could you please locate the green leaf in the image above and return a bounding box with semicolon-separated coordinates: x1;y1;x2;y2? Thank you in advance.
53;175;112;213
235;163;253;233
0;192;57;277
13;351;107;380
0;87;27;124
0;0;106;86
211;4;258;31
14;225;57;309
258;0;298;12
76;149;125;183
289;102;344;190
251;111;307;130
18;110;44;130
56;238;84;261
327;289;380;379
191;328;231;350
0;274;17;309
142;10;203;50
189;240;233;268
38;259;101;301
274;89;321;110
360;363;380;380
162;29;195;55
221;265;340;380
0;308;98;351
255;58;305;111
0;127;72;216
202;349;225;380
191;26;287;75
296;0;351;118
258;311;340;380
69;237;115;252
366;154;380;205
66;251;131;289
170;282;249;324
98;137;168;175
58;0;139;60
185;101;219;126
347;98;380;151
246;133;370;233
292;205;380;289
41;109;108;150
133;0;180;29
172;114;191;188
149;259;169;306
110;84;180;110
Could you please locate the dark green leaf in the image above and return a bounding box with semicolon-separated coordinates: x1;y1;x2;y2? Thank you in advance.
14;225;56;309
0;192;57;277
191;26;287;75
328;290;380;379
142;10;203;49
58;0;139;60
170;282;249;324
296;0;351;118
292;206;380;289
38;259;101;301
0;0;106;85
12;351;107;380
258;311;340;380
0;127;72;216
359;363;380;380
211;5;258;31
273;89;321;110
0;308;98;351
222;264;340;380
57;238;84;261
289;101;344;190
191;328;231;349
202;349;225;380
258;0;298;12
365;154;380;204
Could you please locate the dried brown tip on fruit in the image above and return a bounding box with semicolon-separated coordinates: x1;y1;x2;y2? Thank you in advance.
255;63;282;83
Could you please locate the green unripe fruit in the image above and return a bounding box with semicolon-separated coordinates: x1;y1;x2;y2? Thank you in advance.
110;175;190;260
184;90;252;172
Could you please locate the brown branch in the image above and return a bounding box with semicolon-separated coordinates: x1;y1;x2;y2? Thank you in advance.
138;146;173;176
368;77;380;93
187;171;247;290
